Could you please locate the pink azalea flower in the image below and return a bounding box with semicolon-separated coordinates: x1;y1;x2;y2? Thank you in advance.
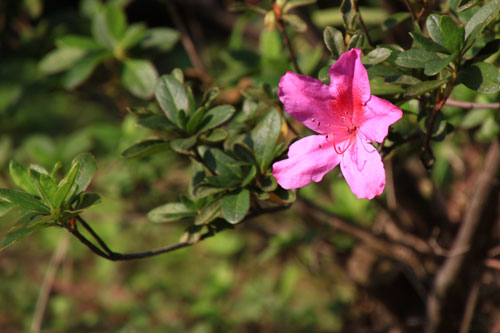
272;48;402;199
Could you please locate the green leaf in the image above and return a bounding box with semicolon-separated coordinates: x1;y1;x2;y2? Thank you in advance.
185;107;207;135
63;51;110;89
241;166;257;187
440;15;464;52
0;189;49;213
347;32;363;50
426;14;445;46
198;105;236;133
464;0;500;47
273;186;296;204
258;174;278;192
195;198;222;225
222;189;250;224
9;161;38;195
30;170;57;207
137;114;176;132
206;175;241;188
139;28;180;51
395;49;440;68
56;35;102;50
148;202;195;223
72;153;97;195
323;26;345;58
122;58;158;99
404;79;447;97
121;139;170;158
75;193;101;211
39;47;86;74
461;109;491;129
120;23;147;49
246;109;281;173
155;75;189;126
472;39;500;63
1;226;38;251
91;2;126;50
362;48;391;65
170;136;197;154
458;62;500;93
424;52;458;76
200;128;228;143
54;162;79;208
369;77;405;95
203;149;243;178
410;32;450;54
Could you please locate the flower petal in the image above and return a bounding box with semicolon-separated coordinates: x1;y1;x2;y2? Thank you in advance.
273;135;341;189
329;48;371;110
360;95;403;143
340;135;386;199
278;71;336;134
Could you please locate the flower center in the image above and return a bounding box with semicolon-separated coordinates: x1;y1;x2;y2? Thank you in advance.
332;125;357;155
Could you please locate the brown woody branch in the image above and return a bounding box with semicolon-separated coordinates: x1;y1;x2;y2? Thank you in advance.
426;139;500;332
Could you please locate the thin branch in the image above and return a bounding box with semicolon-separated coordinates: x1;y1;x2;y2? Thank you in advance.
166;1;207;78
445;99;500;110
459;281;480;333
69;205;290;261
275;6;301;74
352;0;373;47
403;0;418;23
76;216;113;255
298;195;428;278
31;232;70;333
426;139;500;333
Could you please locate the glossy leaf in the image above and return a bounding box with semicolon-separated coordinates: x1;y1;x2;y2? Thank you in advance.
440;15;464;52
137;115;176;132
200;128;227;143
198;105;236;133
148;202;195;223
363;48;391;65
1;226;38;251
426;14;445;46
222;189;250;224
0;189;49;213
404;79;447;97
72;153;97;195
9;161;38;195
410;32;450;54
323;26;344;58
458;62;500;93
424;52;458;76
122;58;158;99
170;136;197;154
464;0;500;47
120;23;147;49
194;199;222;225
155;75;189;125
246;109;281;173
53;163;79;208
395;49;440;68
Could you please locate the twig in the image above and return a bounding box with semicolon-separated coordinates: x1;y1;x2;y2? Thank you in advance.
274;4;301;74
298;195;427;278
403;0;418;23
459;281;480;333
31;232;70;333
426;139;500;333
445;99;500;110
68;205;290;261
166;1;207;78
352;0;373;47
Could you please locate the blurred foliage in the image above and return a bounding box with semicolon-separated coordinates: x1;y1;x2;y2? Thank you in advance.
1;0;500;331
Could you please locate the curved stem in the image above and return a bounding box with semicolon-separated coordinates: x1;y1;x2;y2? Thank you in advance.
69;205;290;261
276;18;302;74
